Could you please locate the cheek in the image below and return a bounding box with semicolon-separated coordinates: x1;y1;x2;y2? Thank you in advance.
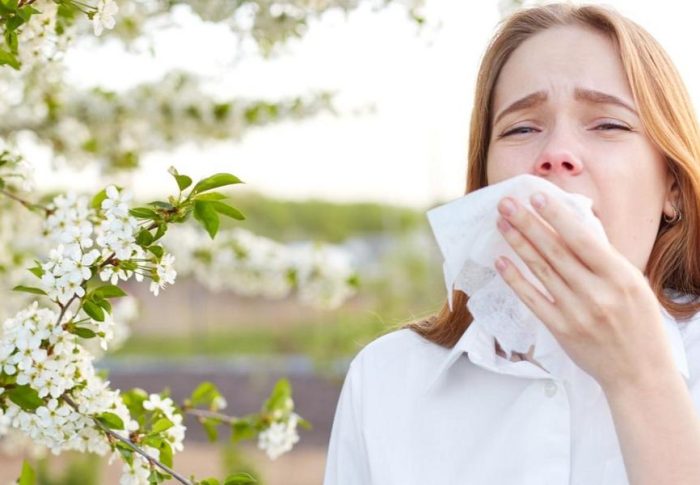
486;145;536;184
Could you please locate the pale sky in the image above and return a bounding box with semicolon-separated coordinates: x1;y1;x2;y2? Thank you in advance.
28;0;700;208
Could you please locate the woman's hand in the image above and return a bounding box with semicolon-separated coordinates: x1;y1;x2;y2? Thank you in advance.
494;191;678;392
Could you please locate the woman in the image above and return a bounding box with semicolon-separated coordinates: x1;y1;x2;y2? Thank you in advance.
323;3;700;485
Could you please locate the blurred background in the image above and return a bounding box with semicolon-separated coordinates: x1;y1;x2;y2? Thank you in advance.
1;0;700;483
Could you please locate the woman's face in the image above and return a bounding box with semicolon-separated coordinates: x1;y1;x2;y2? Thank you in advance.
486;24;678;274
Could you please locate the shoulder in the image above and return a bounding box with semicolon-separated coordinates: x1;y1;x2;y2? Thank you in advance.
353;328;445;364
345;328;449;390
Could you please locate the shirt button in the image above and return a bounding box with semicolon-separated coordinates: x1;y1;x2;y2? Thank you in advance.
544;381;558;397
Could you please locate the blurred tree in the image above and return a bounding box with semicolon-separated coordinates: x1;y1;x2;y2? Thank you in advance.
0;0;426;172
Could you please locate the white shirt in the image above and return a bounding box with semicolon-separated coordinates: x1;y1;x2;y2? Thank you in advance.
323;304;700;485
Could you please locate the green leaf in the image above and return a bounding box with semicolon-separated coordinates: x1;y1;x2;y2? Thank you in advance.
167;166;193;191
147;245;164;258
224;473;257;485
114;441;134;466
72;327;96;339
158;440;173;468
151;417;174;434
82;299;105;322
231;420;257;443
12;285;46;295
209;201;245;221
262;378;291;413
2;0;19;11
193;201;220;239
7;385;43;412
91;189;107;210
201;417;219;442
130;207;158;219
140;434;162;449
121;388;148;419
297;417;312;430
0;48;20;70
93;284;127;299
6;16;24;32
148;201;174;210
175;174;192;191
199;479;220;485
194;192;228;201
148;468;172;483
96;412;125;430
5;29;18;53
28;265;44;278
135;228;154;246
94;297;112;314
192;173;243;194
18;460;35;485
152;223;167;242
190;381;221;407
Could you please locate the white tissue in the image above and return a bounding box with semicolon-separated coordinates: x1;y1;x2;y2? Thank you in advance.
426;173;609;362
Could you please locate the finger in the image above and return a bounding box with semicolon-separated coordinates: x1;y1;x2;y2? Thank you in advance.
498;196;599;296
528;192;620;278
497;214;572;305
494;254;565;334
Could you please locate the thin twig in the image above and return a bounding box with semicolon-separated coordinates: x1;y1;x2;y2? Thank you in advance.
61;395;193;485
0;188;47;213
185;408;239;425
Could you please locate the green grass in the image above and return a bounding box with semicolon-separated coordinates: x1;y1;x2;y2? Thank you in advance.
110;311;414;365
211;191;428;243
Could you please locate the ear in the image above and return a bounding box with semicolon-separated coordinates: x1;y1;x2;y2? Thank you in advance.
662;167;681;218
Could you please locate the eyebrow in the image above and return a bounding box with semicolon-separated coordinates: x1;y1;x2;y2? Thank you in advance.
492;87;638;125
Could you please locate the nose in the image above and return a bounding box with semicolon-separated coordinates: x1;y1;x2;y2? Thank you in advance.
534;149;583;176
533;131;584;176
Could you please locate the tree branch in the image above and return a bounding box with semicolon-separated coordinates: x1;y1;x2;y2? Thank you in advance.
185;408;239;425
61;395;193;485
0;188;47;213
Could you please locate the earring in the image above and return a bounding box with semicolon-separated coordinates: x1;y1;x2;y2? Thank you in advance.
663;204;683;224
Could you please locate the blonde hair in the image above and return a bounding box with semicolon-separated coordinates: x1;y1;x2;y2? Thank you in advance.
402;2;700;348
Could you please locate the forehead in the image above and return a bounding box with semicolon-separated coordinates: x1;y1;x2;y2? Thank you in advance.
492;24;634;113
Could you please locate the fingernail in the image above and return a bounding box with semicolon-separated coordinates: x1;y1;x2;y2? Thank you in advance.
499;198;516;216
495;257;507;271
497;217;512;232
531;192;546;209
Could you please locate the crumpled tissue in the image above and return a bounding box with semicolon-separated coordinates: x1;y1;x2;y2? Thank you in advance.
426;173;688;380
426;173;607;363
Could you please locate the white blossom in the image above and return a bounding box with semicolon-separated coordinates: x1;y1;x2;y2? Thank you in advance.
92;0;119;36
257;412;300;460
149;252;177;296
0;302;138;456
164;225;357;309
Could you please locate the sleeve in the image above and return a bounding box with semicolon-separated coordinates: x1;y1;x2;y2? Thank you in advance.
323;359;372;485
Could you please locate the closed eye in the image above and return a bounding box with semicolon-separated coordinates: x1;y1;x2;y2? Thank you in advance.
594;122;631;131
499;123;631;138
500;126;539;137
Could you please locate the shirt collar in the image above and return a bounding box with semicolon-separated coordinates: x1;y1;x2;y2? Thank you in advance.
423;298;692;395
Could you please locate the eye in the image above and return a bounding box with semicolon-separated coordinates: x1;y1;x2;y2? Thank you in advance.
593;122;631;131
500;126;539;137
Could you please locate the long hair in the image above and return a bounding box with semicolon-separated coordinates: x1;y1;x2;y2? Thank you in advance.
402;3;700;348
